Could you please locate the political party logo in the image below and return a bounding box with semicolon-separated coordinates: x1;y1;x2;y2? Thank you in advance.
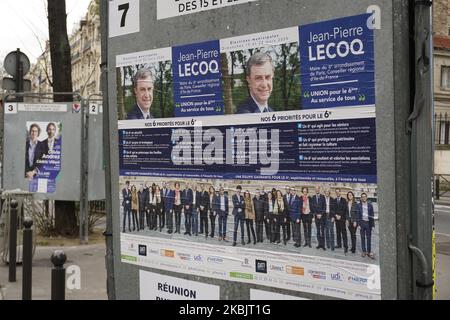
347;275;369;285
255;260;267;274
207;256;224;264
286;266;305;276
160;249;175;258
177;252;192;261
72;103;81;113
241;257;252;268
269;264;285;272
193;254;203;262
330;272;343;281
308;270;326;280
138;245;147;256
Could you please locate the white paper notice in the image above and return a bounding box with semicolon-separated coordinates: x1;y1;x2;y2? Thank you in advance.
157;0;258;20
37;179;48;193
139;270;220;300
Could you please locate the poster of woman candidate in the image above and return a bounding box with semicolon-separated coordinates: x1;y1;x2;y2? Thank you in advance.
25;121;62;193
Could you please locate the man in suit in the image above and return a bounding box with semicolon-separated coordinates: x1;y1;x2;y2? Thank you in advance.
122;181;132;233
324;190;336;251
161;182;174;234
286;188;302;247
232;185;246;246
198;184;209;237
173;182;183;234
311;186;326;250
357;193;375;259
42;122;59;155
25;123;45;180
127;68;155;120
236;52;275;114
283;187;293;242
334;188;348;253
138;184;147;230
215;187;229;241
253;189;265;243
192;184;203;236
183;182;194;236
261;187;271;241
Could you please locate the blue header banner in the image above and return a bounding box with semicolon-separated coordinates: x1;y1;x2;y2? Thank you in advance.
119;116;376;183
172;40;224;117
299;14;375;109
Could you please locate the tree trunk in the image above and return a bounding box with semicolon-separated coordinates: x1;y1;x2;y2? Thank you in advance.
47;0;73;102
54;201;78;236
48;0;77;235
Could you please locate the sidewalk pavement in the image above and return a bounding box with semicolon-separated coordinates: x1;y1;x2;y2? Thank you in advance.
436;233;450;300
0;243;107;300
435;195;450;206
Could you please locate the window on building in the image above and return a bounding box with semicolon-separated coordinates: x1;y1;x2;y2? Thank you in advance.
435;113;450;145
441;66;450;90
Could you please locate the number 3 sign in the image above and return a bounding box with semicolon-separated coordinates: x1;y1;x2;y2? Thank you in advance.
109;0;140;38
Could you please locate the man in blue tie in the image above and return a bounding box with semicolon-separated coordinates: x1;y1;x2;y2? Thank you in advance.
236;52;275;114
127;68;155;120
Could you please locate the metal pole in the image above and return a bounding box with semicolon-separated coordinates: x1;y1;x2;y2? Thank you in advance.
80;98;89;244
51;250;66;300
8;199;18;282
100;0;116;299
22;217;33;300
435;176;440;201
16;48;24;102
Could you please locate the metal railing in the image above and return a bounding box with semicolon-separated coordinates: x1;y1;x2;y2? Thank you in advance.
435;174;450;200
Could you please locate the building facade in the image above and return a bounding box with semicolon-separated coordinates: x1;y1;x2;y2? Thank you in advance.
434;0;450;175
28;0;101;100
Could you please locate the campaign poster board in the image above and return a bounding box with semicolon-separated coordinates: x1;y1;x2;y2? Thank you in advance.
3;103;82;201
116;12;380;300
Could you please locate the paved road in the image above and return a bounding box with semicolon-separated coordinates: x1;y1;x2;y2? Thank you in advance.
435;204;450;236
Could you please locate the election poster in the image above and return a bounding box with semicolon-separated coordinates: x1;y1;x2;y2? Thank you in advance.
117;13;380;299
25;121;62;193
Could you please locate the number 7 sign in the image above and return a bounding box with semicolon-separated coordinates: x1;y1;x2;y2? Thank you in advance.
109;0;140;38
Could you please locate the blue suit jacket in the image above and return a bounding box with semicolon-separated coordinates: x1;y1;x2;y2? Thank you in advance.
310;194;326;216
285;195;301;221
183;188;194;206
356;202;375;228
126;105;154;120
232;194;245;215
236;96;274;114
25;140;46;175
122;188;132;208
214;195;229;214
162;189;174;211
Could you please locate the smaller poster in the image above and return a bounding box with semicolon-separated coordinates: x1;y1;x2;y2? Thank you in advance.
25;121;62;193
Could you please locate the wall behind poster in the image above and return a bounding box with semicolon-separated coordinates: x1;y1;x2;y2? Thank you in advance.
3;103;82;201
